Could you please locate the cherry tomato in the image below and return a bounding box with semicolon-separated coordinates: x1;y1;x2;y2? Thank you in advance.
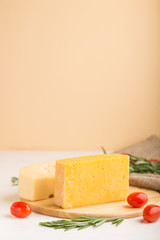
10;201;31;218
143;204;160;222
127;192;148;208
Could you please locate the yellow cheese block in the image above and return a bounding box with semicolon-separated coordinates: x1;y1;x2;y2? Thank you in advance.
55;154;129;208
18;160;56;201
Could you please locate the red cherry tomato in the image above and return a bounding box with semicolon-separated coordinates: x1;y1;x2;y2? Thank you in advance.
143;204;160;222
127;192;148;208
10;201;31;218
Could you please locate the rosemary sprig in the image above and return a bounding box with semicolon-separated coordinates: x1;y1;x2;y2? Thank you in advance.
129;154;160;174
101;147;160;174
11;177;19;186
39;216;124;231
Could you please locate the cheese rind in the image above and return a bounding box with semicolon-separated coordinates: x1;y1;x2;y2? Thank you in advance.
55;154;129;208
18;160;56;201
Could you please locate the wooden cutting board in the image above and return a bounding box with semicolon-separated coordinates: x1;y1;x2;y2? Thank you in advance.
23;186;160;219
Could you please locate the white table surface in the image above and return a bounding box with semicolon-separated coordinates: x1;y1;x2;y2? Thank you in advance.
0;150;160;240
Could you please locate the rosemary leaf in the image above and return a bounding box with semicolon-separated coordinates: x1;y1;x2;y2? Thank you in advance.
11;177;19;186
78;225;91;230
116;218;124;226
93;218;107;228
101;146;107;154
72;218;90;222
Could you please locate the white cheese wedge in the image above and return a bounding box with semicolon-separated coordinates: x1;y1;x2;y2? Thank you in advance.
18;160;56;201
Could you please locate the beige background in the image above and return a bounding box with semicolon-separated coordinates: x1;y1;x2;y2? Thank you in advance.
0;0;160;150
